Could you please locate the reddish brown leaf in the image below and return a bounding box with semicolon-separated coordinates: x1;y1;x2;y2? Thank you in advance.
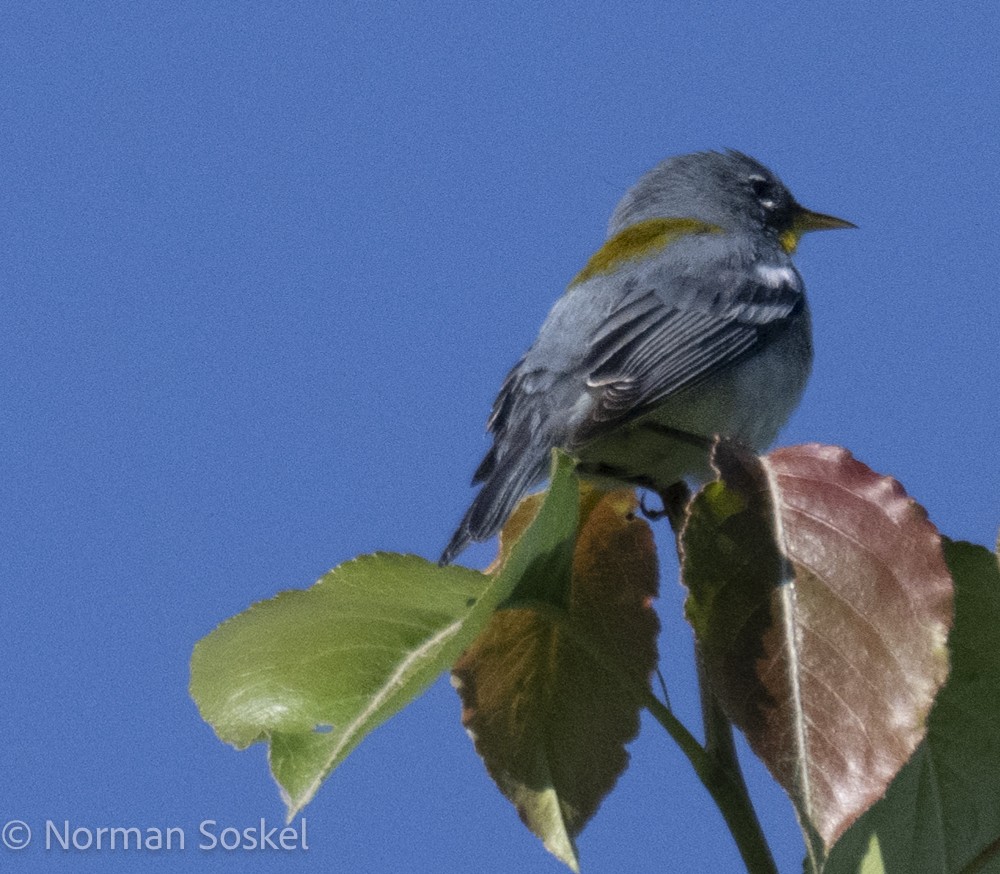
452;488;659;870
682;442;953;854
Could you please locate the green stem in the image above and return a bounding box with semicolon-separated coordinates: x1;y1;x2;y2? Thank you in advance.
667;481;777;872
696;642;741;771
643;684;778;874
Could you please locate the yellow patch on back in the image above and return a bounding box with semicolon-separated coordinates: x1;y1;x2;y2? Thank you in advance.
571;217;722;286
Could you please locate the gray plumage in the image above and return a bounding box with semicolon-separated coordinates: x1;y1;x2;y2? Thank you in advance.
441;150;851;565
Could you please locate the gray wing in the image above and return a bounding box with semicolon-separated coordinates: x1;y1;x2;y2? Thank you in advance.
577;261;804;435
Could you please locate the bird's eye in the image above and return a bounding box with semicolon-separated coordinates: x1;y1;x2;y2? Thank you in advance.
748;175;776;209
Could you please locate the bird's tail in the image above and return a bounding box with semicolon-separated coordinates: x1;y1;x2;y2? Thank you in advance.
439;452;548;565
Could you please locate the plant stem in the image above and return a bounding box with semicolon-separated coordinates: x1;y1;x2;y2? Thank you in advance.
642;686;778;874
694;640;761;834
665;480;777;873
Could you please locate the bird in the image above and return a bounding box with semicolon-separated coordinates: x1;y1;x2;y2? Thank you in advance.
441;149;854;565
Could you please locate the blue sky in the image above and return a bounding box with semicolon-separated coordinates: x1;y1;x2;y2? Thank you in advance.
3;2;998;872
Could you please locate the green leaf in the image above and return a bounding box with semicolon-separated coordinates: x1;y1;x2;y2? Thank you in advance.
497;449;581;607
191;554;486;816
453;488;659;872
826;540;1000;873
190;450;581;818
682;442;953;860
857;834;886;874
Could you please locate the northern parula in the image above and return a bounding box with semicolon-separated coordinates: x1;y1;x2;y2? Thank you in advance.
441;150;853;565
